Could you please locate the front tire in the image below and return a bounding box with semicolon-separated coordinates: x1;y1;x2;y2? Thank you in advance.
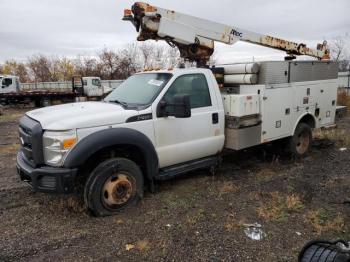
288;123;312;157
84;158;144;217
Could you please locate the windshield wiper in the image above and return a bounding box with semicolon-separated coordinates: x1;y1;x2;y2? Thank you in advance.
108;100;129;108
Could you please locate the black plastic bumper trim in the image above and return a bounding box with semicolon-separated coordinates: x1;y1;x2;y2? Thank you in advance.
16;152;78;194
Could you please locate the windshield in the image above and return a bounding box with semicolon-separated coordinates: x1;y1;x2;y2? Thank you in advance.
105;73;172;108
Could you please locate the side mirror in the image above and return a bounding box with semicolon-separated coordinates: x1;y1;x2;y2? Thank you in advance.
158;94;191;118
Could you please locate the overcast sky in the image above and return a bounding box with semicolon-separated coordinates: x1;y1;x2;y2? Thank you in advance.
0;0;349;63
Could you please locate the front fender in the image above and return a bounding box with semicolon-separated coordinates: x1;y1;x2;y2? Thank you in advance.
63;128;158;180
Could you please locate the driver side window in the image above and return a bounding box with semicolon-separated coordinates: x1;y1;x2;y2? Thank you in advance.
163;74;212;109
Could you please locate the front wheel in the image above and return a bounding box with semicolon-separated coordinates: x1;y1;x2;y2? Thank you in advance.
288;123;313;157
84;158;144;217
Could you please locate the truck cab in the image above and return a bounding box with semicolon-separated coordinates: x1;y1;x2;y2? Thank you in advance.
82;77;113;97
1;75;20;94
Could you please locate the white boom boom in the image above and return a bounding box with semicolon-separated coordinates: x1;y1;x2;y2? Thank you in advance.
123;2;330;66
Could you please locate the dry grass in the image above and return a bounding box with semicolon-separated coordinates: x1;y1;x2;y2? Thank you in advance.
286;194;304;210
337;90;350;110
255;168;278;182
311;91;350;147
136;239;151;252
186;209;205;226
116;219;124;225
218;181;238;195
0;144;19;154
256;192;304;222
225;213;246;232
306;210;345;235
0;111;23;123
314;129;350;147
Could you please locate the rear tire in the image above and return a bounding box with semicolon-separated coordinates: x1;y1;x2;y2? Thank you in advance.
288;123;312;157
84;158;144;217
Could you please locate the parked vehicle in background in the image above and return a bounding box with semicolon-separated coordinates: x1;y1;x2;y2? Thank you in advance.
0;75;123;106
1;75;76;106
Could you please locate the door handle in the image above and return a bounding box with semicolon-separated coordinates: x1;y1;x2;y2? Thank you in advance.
212;113;219;124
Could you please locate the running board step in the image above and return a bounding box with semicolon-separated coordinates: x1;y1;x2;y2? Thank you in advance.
156;156;219;181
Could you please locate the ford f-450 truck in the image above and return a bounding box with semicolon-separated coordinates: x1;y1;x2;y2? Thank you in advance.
16;2;338;216
16;61;338;216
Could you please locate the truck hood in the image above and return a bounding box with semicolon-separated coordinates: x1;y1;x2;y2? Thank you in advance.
26;102;137;130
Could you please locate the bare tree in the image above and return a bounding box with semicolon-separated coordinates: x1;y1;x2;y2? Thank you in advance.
165;46;180;68
99;49;119;80
153;45;166;69
329;33;350;71
116;43;141;79
27;55;54;82
74;56;102;78
0;41;183;82
56;57;76;81
49;56;61;82
3;60;30;82
330;35;346;61
139;42;180;69
139;43;154;69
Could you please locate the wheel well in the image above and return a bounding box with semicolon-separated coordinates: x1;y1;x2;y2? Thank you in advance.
298;114;316;129
75;144;147;189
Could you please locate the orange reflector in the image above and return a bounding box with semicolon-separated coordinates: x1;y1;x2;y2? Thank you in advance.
63;138;77;149
124;9;132;16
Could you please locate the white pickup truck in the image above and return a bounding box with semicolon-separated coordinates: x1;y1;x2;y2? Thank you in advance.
16;61;338;216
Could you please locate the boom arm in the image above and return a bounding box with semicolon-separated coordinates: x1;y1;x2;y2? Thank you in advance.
123;2;330;65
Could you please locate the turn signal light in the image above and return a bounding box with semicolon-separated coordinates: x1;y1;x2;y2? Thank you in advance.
63;138;77;150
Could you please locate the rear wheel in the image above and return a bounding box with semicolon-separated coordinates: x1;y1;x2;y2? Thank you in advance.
288;123;312;157
84;158;143;217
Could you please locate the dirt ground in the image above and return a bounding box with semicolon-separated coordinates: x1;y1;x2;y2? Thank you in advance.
0;107;349;262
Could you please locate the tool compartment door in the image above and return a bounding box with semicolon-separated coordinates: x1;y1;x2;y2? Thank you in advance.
261;86;294;142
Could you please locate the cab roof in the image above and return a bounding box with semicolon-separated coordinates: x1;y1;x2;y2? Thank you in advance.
135;67;211;75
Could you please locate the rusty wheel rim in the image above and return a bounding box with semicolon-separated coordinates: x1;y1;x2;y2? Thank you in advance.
296;132;310;155
102;173;133;206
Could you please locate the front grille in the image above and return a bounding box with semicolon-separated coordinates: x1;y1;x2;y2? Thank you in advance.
18;115;44;167
19;126;33;162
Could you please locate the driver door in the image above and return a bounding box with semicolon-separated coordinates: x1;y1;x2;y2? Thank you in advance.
153;73;223;168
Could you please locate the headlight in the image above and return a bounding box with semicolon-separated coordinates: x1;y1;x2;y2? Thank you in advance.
43;130;77;166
